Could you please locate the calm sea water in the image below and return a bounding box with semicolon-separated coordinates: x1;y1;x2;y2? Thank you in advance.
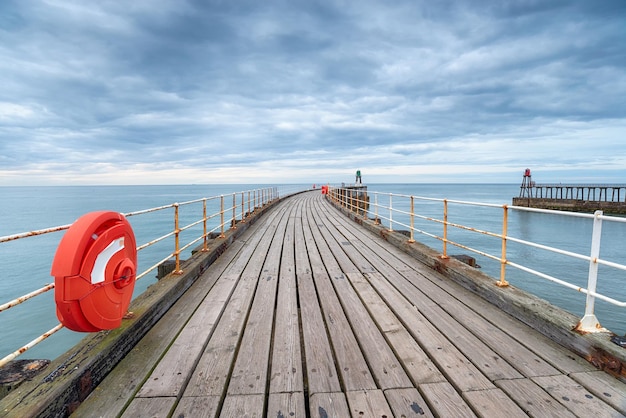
1;183;625;361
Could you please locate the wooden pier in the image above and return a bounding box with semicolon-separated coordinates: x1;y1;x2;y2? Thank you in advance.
3;191;626;417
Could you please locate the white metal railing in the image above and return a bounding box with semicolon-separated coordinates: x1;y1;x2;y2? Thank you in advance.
328;186;626;333
0;185;308;367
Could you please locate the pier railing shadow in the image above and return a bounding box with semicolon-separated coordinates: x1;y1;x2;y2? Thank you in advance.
328;186;626;336
0;185;308;368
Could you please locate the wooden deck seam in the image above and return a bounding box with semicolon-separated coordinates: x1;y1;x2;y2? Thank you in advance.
301;199;377;393
297;200;345;398
307;198;419;391
215;199;294;405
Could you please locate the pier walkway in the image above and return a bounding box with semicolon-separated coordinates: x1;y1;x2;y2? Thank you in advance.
75;191;626;417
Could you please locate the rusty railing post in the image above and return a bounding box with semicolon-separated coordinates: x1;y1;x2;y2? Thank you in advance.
577;210;604;331
173;203;183;274
389;194;393;231
241;192;245;222
442;199;449;259
496;205;509;287
202;198;208;252
220;195;226;238
409;195;415;243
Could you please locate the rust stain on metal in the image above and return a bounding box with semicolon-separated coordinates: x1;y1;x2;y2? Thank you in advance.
588;351;624;378
0;224;70;243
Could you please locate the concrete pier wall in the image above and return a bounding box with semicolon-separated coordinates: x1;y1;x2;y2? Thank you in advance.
512;197;626;214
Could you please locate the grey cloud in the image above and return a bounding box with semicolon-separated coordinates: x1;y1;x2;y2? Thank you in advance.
0;0;624;184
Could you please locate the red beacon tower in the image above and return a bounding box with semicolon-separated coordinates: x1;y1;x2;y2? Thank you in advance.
519;168;535;198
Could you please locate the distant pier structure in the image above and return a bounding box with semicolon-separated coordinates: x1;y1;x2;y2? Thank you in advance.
513;169;626;214
337;169;369;216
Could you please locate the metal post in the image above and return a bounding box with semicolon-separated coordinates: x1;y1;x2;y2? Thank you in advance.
442;199;448;258
577;210;603;332
389;194;393;231
241;192;245;222
374;193;379;224
202;199;208;252
496;205;509;287
219;195;226;238
232;194;237;229
173;204;183;274
409;196;415;243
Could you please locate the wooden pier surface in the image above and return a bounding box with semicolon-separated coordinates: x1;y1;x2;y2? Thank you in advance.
75;191;626;417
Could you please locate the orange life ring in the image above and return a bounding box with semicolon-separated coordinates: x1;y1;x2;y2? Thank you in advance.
51;211;137;332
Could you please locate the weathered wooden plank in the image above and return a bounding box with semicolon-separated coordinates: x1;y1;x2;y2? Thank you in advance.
320;203;553;382
352;276;445;386
570;370;626;415
345;389;393;418
293;205;343;396
136;273;240;398
296;268;342;395
226;206;290;395
532;374;624;417
495;378;576;418
419;382;477;418
269;211;304;394
74;239;245;417
315;203;518;383
184;206;288;398
309;392;351;418
220;394;264;417
267;392;306;418
301;204;377;391
308;207;413;390
171;396;220;418
462;388;528;418
384;388;435;418
329;198;595;375
120;397;176;418
350;269;494;392
387;267;559;378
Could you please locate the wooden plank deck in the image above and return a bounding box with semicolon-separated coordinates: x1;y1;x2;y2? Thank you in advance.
75;191;626;418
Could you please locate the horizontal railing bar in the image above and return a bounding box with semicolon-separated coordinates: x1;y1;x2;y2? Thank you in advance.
0;224;71;243
0;324;65;368
0;283;56;313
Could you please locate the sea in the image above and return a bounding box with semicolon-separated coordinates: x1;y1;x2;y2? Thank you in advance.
1;183;625;361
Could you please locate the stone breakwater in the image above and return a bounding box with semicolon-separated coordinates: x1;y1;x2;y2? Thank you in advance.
512;197;626;214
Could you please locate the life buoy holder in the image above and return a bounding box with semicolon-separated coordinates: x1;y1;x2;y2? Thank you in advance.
51;211;137;332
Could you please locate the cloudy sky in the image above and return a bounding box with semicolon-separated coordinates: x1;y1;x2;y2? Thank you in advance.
1;0;625;186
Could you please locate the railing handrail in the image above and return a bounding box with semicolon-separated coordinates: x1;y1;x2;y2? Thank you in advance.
0;185;307;366
328;186;626;334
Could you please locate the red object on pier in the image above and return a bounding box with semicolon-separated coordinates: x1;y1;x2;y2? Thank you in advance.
321;185;328;194
51;211;137;332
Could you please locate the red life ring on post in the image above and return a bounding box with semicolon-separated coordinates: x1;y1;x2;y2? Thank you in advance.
51;211;137;332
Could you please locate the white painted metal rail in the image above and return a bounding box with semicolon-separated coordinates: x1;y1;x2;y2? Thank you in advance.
328;186;626;334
